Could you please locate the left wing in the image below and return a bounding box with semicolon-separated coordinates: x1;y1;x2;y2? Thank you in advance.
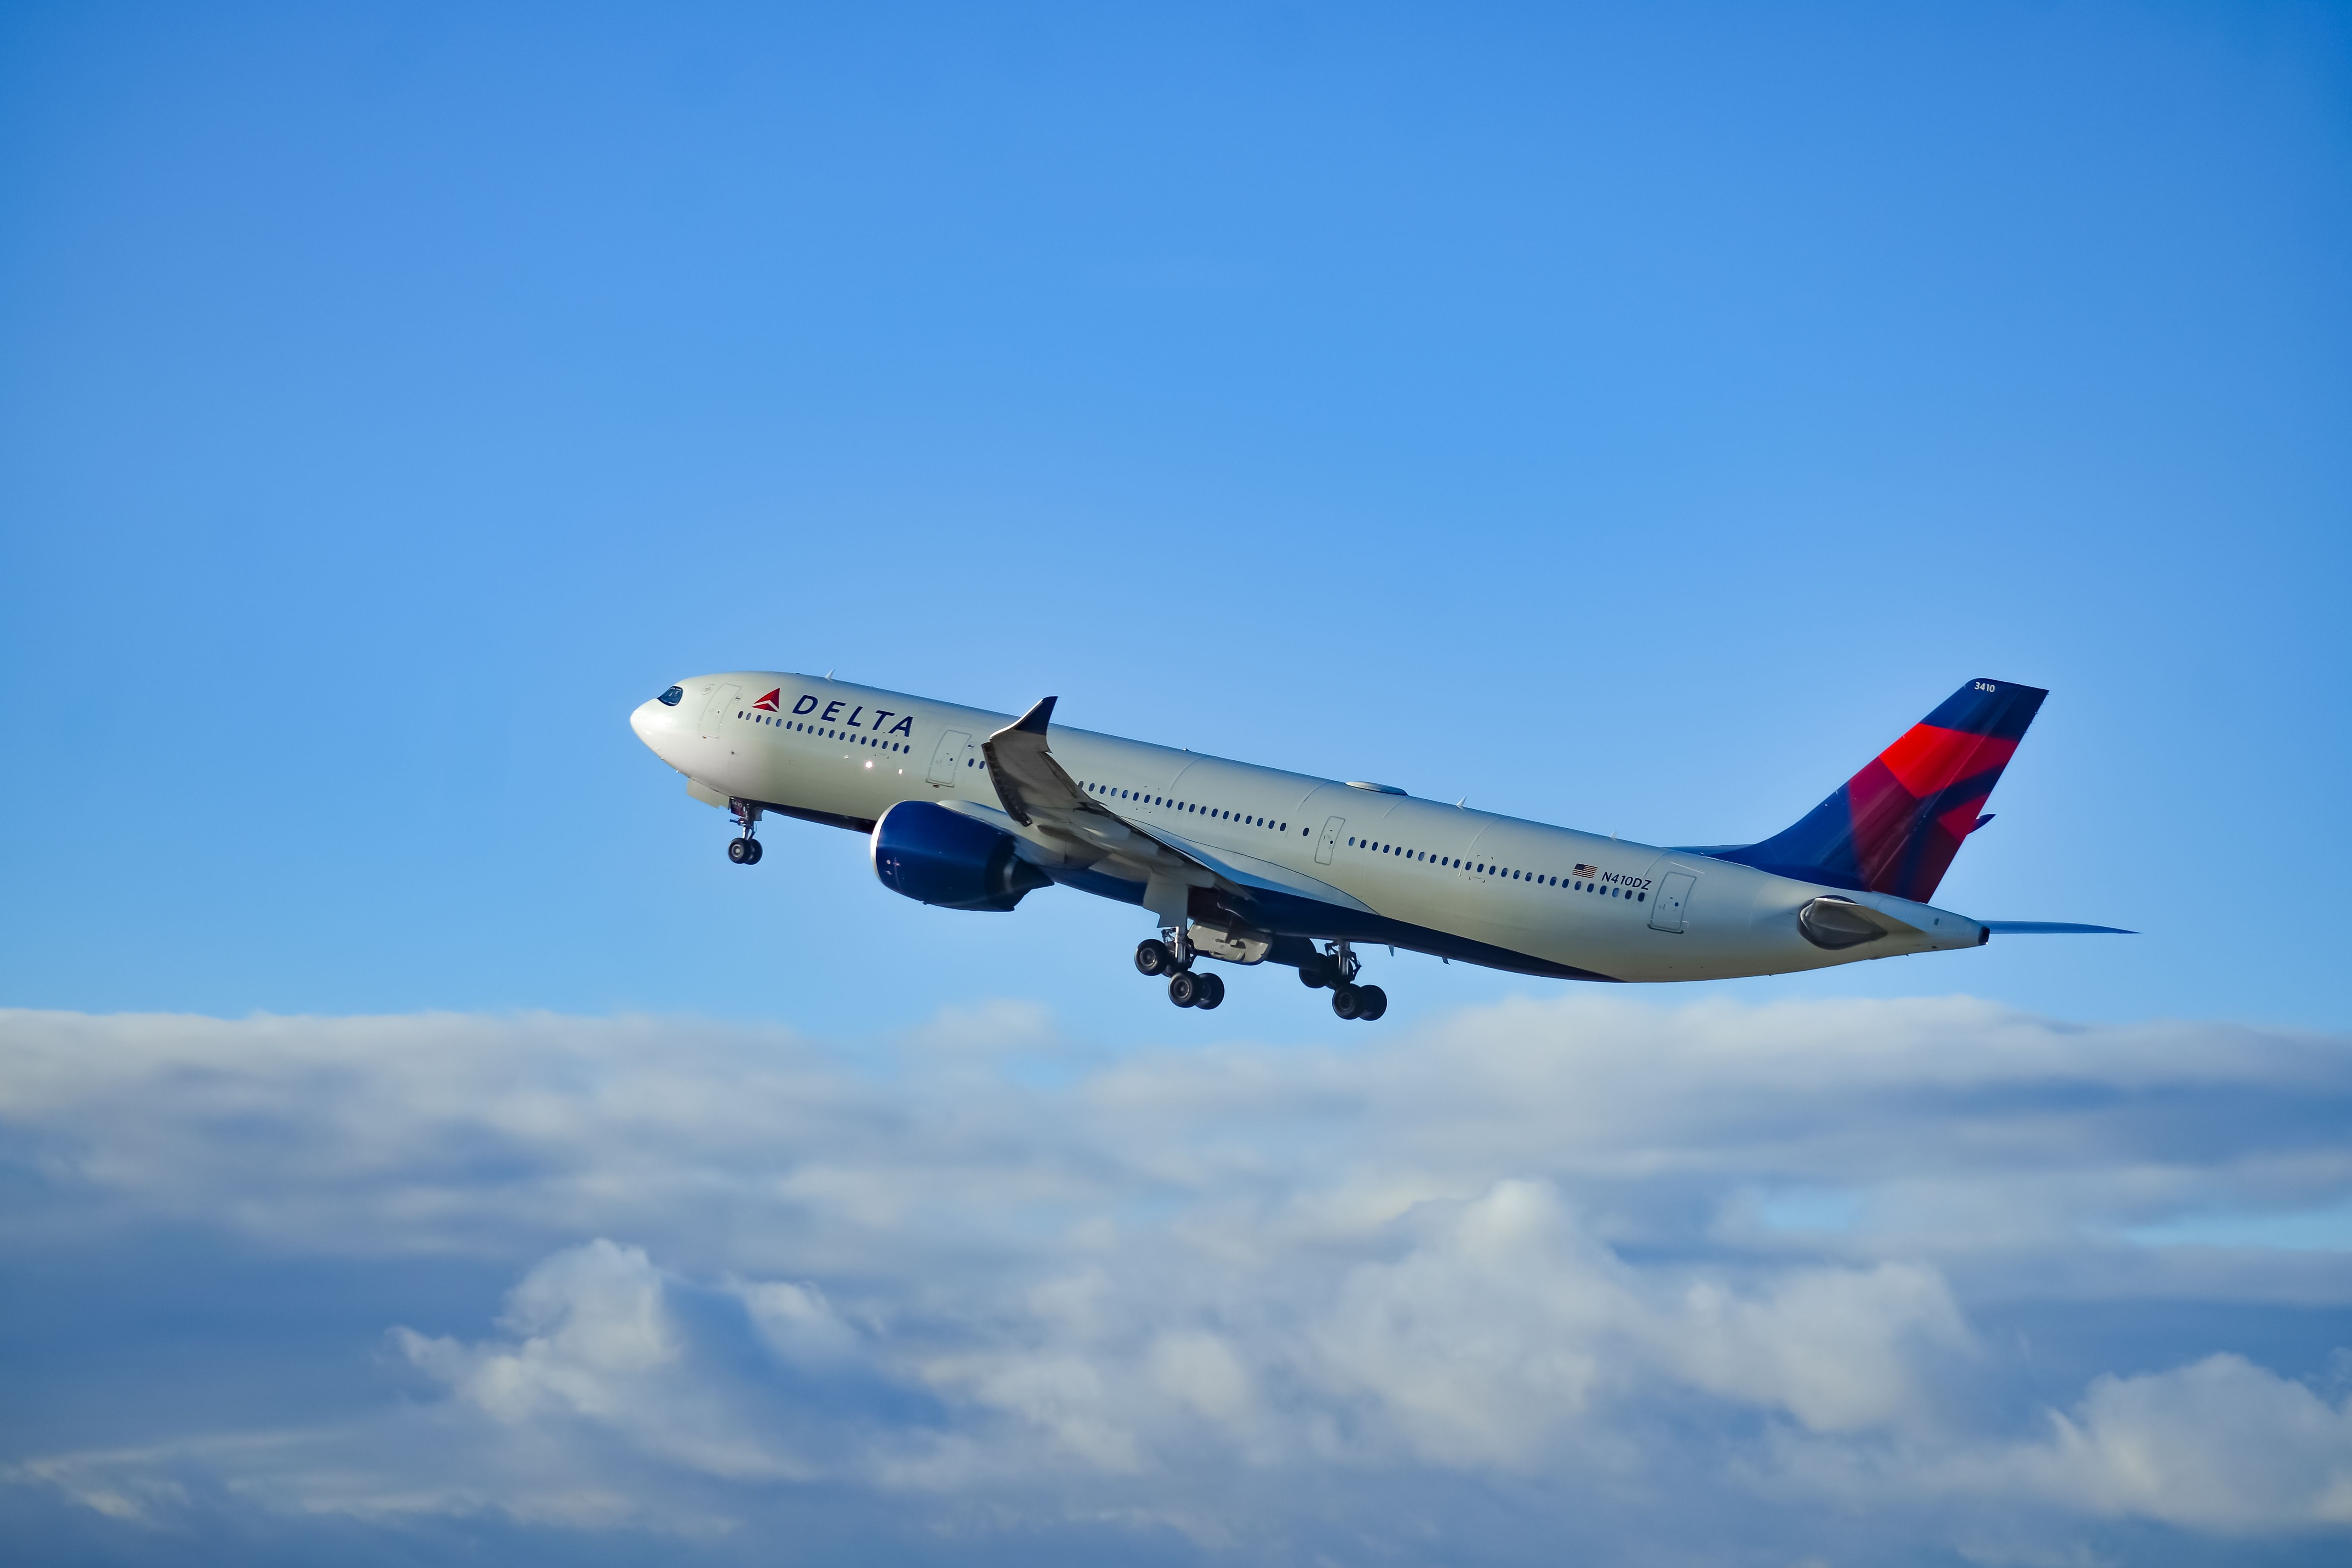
976;696;1370;918
1980;921;2136;934
980;696;1196;870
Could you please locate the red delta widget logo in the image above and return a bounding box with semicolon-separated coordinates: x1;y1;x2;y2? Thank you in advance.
752;689;782;712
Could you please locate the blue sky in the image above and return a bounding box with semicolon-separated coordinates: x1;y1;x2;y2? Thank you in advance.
2;3;2349;1564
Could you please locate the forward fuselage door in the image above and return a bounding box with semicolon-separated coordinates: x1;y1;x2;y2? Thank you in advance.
928;730;972;787
1649;871;1696;933
1315;816;1346;865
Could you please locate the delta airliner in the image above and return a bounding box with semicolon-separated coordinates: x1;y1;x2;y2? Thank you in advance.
629;675;2124;1018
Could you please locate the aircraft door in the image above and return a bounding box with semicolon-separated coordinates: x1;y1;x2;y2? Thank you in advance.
700;683;742;738
1315;816;1346;865
1649;872;1696;933
928;731;972;787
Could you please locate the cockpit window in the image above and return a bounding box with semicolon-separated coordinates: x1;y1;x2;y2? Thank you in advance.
657;685;684;706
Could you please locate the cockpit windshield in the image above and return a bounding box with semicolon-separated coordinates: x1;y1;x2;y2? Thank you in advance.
658;685;684;706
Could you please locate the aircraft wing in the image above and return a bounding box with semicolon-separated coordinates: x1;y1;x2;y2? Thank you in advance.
1980;921;2136;934
978;696;1372;913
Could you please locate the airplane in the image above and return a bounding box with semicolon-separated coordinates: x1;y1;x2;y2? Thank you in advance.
629;674;2127;1019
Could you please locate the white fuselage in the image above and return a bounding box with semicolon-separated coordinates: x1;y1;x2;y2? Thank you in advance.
630;672;1990;983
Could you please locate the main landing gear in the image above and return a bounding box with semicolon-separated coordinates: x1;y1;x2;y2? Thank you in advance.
726;801;764;865
1296;941;1386;1021
1135;935;1224;1010
1136;932;1385;1019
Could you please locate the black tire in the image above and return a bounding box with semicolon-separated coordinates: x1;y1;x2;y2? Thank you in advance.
1193;972;1225;1010
1356;984;1387;1021
1298;960;1327;989
743;839;764;864
1135;939;1174;977
1168;972;1201;1008
1330;983;1363;1020
727;838;750;864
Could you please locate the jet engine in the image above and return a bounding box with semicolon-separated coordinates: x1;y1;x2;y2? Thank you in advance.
870;801;1052;912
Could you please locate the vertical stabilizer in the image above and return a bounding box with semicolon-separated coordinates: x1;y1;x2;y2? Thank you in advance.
1716;679;2046;903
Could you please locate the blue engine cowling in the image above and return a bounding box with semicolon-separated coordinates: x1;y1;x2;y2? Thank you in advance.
871;800;1052;912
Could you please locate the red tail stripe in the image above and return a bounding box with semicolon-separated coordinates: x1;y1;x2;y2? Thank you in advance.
1873;724;2019;798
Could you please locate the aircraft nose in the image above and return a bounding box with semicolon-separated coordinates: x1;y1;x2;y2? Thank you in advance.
631;685;683;753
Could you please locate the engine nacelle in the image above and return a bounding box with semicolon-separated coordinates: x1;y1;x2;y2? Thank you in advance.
871;800;1051;912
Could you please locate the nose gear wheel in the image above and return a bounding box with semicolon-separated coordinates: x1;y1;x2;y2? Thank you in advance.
726;799;764;864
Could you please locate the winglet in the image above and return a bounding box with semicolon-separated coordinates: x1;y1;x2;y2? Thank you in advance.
982;697;1063;826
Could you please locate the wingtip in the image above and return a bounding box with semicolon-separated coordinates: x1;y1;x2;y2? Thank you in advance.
1014;695;1058;734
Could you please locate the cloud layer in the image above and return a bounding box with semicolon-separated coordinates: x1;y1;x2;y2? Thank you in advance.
2;996;2348;1563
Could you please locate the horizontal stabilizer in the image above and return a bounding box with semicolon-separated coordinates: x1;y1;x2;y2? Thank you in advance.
1981;921;2135;934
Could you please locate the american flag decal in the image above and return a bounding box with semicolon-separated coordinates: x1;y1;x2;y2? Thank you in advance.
1573;863;1598;878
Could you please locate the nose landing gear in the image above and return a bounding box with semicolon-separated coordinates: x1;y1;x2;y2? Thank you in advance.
726;801;764;864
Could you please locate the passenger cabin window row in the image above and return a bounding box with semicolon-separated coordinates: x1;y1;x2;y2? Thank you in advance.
1076;782;1294;835
1342;836;1648;902
743;711;913;754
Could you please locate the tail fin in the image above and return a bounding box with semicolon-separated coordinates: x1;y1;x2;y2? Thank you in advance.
1717;678;2047;903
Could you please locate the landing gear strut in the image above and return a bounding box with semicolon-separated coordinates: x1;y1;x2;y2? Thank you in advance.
726;801;764;865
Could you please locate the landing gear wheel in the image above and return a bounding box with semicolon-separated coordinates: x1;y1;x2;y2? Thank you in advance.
1168;972;1203;1008
741;839;763;864
1192;972;1226;1010
1330;983;1363;1020
1298;962;1327;989
727;838;752;864
1355;983;1387;1021
1135;939;1176;977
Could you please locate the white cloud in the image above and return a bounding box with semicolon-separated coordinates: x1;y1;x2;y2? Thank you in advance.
2;997;2349;1561
1995;1354;2352;1530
